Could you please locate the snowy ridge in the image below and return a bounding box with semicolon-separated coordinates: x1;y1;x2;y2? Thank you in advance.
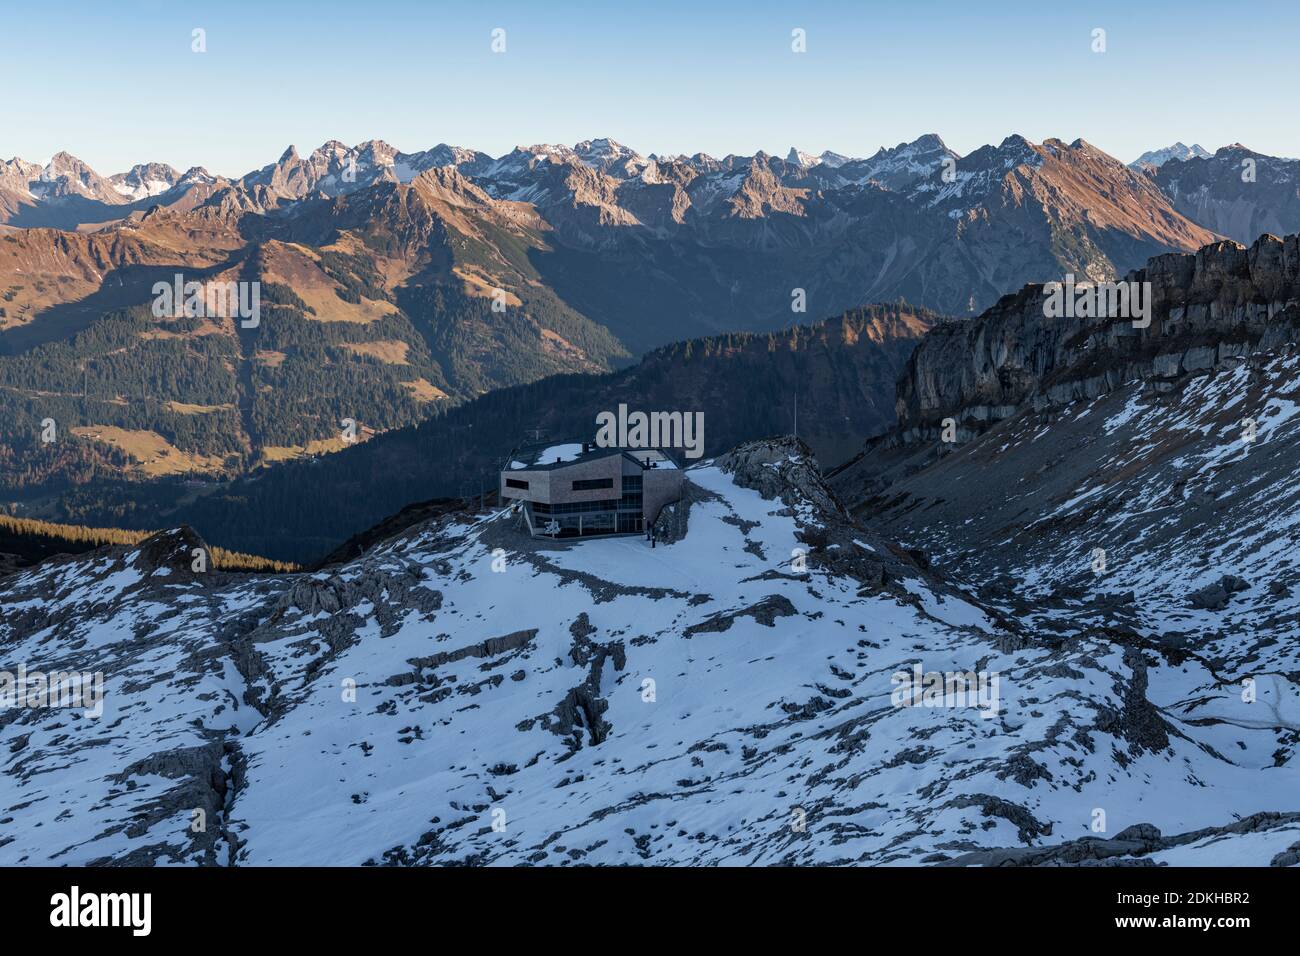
4;437;1296;865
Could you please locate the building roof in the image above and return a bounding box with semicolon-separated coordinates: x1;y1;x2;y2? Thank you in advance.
505;440;680;472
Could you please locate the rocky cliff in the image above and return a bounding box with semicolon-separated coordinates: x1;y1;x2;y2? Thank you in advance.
887;233;1300;444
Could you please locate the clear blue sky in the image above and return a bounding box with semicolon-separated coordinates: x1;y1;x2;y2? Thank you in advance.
2;0;1295;177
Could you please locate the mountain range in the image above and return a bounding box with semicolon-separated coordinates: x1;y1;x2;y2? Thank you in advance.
2;134;1243;339
3;133;1300;554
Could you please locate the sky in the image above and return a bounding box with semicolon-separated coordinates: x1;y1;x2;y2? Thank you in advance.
2;0;1297;178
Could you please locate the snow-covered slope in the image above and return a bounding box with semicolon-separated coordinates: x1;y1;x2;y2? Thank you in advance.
3;438;1297;865
830;333;1300;865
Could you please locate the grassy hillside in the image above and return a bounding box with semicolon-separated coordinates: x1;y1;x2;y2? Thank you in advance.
41;304;940;563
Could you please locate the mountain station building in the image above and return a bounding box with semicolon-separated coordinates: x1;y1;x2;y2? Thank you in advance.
500;441;683;538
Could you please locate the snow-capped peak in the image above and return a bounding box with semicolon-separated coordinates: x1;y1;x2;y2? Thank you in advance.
1130;142;1213;169
785;147;822;168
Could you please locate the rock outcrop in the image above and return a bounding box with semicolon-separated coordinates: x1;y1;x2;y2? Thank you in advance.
890;233;1300;441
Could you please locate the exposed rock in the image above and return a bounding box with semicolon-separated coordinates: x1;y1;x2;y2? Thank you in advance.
717;436;844;516
943;812;1300;867
889;233;1300;438
272;565;442;632
683;595;797;637
133;525;211;578
1188;574;1250;610
1095;648;1172;758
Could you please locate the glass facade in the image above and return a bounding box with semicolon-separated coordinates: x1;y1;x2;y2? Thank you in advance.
531;506;633;538
516;465;651;538
532;499;620;515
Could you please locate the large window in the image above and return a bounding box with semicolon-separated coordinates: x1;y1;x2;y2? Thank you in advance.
619;475;643;510
533;500;618;515
506;478;529;490
572;478;614;491
583;511;615;533
535;510;621;538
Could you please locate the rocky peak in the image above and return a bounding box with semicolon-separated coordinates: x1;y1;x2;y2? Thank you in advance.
415;143;488;170
0;156;42;195
722;158;808;219
572;138;645;177
409;165;493;206
910;133;949;152
179;166;215;184
1130;142;1212;169
44;150;90;172
133;525;212;577
308;140;350;163
32;151;125;202
109;162;181;199
841;134;958;191
785;147;820;167
355;139;399;166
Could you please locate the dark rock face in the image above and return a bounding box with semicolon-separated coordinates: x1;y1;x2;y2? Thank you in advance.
1188;575;1250;611
134;525;210;578
683;595;797;637
546;613;626;750
1096;649;1172;759
890;233;1300;440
